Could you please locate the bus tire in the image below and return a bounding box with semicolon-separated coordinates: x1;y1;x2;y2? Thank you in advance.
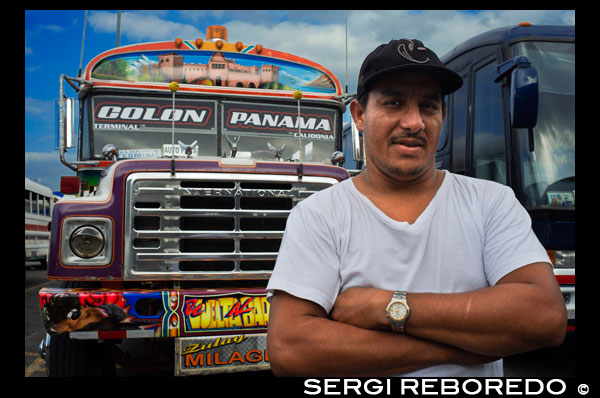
46;280;115;377
47;335;116;377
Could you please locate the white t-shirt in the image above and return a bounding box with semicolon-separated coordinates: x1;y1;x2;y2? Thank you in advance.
267;170;551;377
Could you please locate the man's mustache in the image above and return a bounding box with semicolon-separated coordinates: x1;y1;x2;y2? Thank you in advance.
389;132;427;146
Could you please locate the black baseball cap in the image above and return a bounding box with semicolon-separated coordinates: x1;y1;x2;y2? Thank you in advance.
357;39;463;100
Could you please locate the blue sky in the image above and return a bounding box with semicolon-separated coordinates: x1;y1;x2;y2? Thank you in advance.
25;10;574;191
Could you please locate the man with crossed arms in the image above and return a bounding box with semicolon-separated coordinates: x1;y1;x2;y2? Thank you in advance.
266;38;566;376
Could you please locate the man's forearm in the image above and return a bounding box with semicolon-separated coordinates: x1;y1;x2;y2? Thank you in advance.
406;283;565;355
331;264;567;357
267;292;497;376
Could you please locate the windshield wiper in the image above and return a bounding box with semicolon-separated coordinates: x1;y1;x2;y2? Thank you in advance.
225;134;240;158
267;142;286;160
178;140;198;158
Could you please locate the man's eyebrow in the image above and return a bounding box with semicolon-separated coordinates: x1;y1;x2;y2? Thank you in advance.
380;89;442;102
380;89;405;98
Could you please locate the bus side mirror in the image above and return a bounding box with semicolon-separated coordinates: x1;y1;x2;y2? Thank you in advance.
56;97;76;149
495;56;538;129
511;58;538;129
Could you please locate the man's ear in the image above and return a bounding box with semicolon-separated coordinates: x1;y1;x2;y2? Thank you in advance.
349;99;365;132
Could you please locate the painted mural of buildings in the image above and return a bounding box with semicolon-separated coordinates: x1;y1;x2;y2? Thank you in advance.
157;52;279;88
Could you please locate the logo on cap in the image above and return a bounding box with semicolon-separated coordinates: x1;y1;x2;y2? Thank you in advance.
397;40;429;64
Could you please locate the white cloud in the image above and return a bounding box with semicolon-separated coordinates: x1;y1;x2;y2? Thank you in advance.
25;152;77;191
25;97;54;117
25;152;58;162
41;24;65;32
88;10;203;42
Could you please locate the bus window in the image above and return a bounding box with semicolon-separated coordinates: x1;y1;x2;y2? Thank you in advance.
472;60;506;184
451;74;469;175
437;106;448;152
25;189;31;213
44;196;51;216
31;192;38;214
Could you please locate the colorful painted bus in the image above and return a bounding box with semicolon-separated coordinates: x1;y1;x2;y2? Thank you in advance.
39;25;350;376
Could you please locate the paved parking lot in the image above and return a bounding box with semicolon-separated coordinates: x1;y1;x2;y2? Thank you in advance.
25;264;59;377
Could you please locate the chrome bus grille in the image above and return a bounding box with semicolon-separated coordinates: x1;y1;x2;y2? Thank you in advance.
124;172;337;280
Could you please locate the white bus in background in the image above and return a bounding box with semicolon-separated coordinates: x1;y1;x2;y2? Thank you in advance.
25;177;57;267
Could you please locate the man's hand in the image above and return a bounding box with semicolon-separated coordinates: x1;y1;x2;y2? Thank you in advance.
330;287;392;330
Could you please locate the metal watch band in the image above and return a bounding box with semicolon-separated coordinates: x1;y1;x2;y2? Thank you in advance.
389;290;408;333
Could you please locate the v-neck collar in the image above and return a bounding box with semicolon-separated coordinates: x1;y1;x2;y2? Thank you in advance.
347;170;448;230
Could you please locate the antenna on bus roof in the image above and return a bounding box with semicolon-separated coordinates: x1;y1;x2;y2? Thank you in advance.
345;10;348;95
116;10;122;47
339;10;356;105
169;81;180;176
78;10;88;78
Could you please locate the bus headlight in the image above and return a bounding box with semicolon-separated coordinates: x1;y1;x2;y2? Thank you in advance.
70;226;104;258
61;217;112;266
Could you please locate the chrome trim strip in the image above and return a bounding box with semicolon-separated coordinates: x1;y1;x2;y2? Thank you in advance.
133;208;292;217
135;230;284;238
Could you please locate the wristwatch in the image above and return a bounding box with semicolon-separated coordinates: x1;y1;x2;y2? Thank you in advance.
385;291;410;333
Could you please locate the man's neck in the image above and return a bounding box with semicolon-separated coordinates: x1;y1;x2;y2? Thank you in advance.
352;167;445;224
354;165;443;197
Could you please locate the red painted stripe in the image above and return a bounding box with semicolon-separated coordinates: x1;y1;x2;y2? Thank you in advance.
555;275;575;285
25;223;48;232
97;330;126;339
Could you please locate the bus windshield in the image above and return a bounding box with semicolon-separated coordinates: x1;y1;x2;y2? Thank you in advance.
511;41;574;210
88;95;337;162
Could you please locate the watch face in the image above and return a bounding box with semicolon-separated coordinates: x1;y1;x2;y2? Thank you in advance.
389;302;408;321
